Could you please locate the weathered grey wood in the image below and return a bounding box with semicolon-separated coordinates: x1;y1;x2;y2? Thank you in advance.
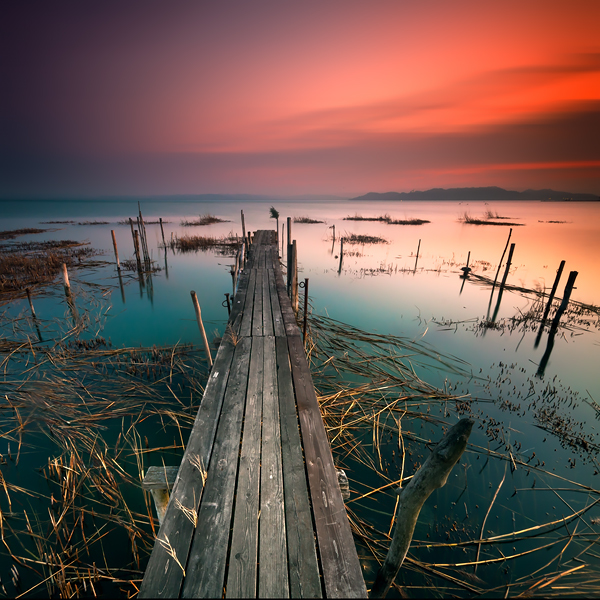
268;268;286;338
370;419;474;598
226;337;264;597
276;337;322;598
262;266;275;337
229;270;250;336
287;335;367;598
142;466;179;490
252;269;264;337
273;259;301;337
240;269;256;338
139;338;237;598
181;337;252;599
259;336;289;598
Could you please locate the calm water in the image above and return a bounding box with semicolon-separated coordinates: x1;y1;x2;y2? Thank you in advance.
2;197;600;596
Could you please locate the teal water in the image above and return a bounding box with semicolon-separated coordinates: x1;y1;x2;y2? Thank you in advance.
1;198;600;596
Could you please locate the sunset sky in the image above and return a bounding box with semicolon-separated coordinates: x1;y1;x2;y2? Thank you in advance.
1;0;599;198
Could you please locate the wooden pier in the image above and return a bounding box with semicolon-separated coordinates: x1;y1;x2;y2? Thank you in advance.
139;231;367;598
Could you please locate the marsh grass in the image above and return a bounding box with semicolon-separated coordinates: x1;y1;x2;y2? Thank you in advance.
305;313;600;597
294;216;325;224
344;233;388;245
461;212;523;226
0;228;48;241
344;214;430;225
0;297;211;597
163;233;240;255
180;214;229;227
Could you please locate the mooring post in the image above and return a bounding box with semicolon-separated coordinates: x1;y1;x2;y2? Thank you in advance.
134;230;143;273
111;229;121;271
224;293;231;315
159;218;166;245
534;260;566;349
241;209;246;241
292;240;299;312
338;237;344;274
302;277;309;341
287;217;292;294
190;291;213;368
371;419;474;598
142;466;179;526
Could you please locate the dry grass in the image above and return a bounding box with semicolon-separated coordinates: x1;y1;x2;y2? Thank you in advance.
180;214;229;226
0;228;48;241
294;216;325;224
460;212;523;226
343;233;388;245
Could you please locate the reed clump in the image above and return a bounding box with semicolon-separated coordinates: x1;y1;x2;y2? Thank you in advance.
164;233;240;254
344;214;430;225
460;212;523;226
180;214;229;226
294;216;325;224
0;228;48;240
343;233;388;245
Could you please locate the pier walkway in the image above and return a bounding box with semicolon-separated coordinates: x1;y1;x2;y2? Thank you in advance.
139;231;367;598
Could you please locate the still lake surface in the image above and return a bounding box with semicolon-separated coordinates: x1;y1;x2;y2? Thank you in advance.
1;197;600;596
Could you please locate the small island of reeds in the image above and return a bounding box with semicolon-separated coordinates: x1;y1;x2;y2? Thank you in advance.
459;211;523;226
181;214;229;226
294;216;325;224
344;214;430;225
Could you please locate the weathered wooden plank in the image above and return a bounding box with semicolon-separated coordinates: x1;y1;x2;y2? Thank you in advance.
268;268;286;338
259;336;289;598
229;269;250;336
239;269;256;338
275;336;322;598
287;335;367;598
226;337;264;597
142;466;179;490
139;338;237;598
262;266;275;338
181;337;252;599
273;258;301;337
252;269;264;337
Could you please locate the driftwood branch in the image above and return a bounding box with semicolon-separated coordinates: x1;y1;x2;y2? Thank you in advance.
370;418;474;598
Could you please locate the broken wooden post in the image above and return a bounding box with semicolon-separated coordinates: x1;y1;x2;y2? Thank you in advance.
190;291;213;367
111;229;121;271
534;260;566;349
371;418;474;598
142;466;179;526
490;242;516;323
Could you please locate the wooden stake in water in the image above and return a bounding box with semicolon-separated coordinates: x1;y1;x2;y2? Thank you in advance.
26;288;36;319
291;240;299;312
338;237;344;274
413;239;421;273
111;229;121;271
371;419;474;598
62;263;71;293
190;291;213;367
534;260;565;349
241;209;246;241
286;217;292;294
490;242;515;323
302;278;309;341
159;218;166;245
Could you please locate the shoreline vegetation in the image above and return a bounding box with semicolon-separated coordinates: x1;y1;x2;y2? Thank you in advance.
180;214;229;226
294;216;325;224
345;214;430;225
459;211;524;226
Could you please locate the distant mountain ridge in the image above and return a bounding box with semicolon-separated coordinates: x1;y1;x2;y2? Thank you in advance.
350;186;599;202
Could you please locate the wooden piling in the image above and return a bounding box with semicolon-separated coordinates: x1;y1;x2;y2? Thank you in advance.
62;263;71;293
371;419;474;598
492;228;513;290
291;240;298;312
490;243;515;323
159;218;166;245
190;291;213;367
302;278;309;341
134;231;143;273
241;210;246;241
26;288;36;319
338;237;344;274
534;260;566;348
111;230;121;271
413;239;421;272
224;293;231;315
286;217;292;295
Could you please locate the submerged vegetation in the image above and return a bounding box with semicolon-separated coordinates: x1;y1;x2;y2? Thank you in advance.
460;211;523;226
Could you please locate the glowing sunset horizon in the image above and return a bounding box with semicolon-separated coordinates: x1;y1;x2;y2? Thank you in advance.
1;1;598;198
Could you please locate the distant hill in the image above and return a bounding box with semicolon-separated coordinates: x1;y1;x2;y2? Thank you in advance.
350;186;599;202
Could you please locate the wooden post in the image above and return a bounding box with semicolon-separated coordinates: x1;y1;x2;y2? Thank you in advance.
159;218;166;245
332;224;336;243
291;240;298;312
62;263;71;293
142;466;179;526
413;239;421;272
535;260;566;349
490;243;515;323
134;230;143;273
537;271;578;377
241;210;246;241
224;293;231;315
492;228;513;291
190;291;213;368
302;277;309;341
338;237;344;274
111;229;121;271
371;419;474;598
286;217;292;294
26;288;36;319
